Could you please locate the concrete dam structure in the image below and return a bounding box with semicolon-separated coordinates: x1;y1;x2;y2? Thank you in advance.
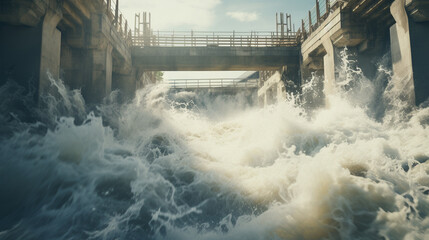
2;1;429;239
0;0;428;107
259;0;429;107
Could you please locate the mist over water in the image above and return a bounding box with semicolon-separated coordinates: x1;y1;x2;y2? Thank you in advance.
1;50;429;240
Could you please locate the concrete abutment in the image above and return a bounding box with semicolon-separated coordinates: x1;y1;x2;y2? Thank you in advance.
1;0;429;108
390;0;429;106
1;0;139;105
258;65;300;107
299;0;429;108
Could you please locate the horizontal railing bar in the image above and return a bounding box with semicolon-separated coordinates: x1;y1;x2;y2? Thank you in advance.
167;78;258;81
133;30;294;34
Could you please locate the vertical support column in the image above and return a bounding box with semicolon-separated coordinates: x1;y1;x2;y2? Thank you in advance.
86;44;113;103
112;69;137;101
38;10;62;100
326;0;330;15
276;13;279;35
390;0;429;106
114;0;119;25
316;0;321;24
106;0;111;14
283;65;301;95
302;19;307;37
322;38;339;99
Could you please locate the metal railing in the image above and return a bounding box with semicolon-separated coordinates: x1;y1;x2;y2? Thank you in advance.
132;31;298;47
298;0;342;41
97;0;344;48
102;0;132;45
166;78;259;89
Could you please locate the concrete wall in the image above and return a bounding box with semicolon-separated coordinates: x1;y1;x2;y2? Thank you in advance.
0;9;62;102
0;23;42;100
39;11;62;99
410;21;429;105
298;0;429;108
258;66;300;107
390;0;429;106
0;0;137;105
258;72;283;106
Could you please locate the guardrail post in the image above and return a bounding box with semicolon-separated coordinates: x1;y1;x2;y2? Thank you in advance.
326;0;330;16
125;20;128;37
233;31;235;47
106;0;111;15
308;11;312;33
114;0;119;26
316;0;321;24
301;19;305;35
119;14;123;33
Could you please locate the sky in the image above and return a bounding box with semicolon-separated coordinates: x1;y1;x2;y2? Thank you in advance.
120;0;315;80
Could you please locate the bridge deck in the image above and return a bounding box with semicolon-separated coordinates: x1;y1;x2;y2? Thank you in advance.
132;46;300;71
166;78;258;89
132;31;297;48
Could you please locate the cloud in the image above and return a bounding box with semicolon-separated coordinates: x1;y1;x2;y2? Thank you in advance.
226;11;259;22
120;0;221;30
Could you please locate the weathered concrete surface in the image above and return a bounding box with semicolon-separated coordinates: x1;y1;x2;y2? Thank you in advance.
301;8;366;70
322;39;338;98
0;0;136;104
132;46;300;71
257;65;300;106
61;11;132;103
258;72;284;106
0;1;62;101
39;10;62;99
0;0;47;27
406;0;429;22
0;23;42;100
391;0;429;106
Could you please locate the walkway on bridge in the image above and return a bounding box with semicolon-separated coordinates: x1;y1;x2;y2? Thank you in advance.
165;78;258;90
129;12;300;71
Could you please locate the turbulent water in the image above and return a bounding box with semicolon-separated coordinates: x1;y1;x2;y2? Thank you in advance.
1;50;429;240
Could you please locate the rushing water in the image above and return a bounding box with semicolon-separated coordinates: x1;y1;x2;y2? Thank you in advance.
1;50;429;240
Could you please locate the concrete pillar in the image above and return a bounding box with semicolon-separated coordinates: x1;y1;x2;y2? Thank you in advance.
38;10;62;99
60;43;90;91
390;0;429;106
112;70;138;101
85;44;113;103
282;65;301;95
0;8;61;103
322;39;340;98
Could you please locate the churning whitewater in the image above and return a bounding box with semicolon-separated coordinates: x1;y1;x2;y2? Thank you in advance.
1;51;429;240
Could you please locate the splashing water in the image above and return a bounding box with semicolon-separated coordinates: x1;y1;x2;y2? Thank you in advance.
1;51;429;240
